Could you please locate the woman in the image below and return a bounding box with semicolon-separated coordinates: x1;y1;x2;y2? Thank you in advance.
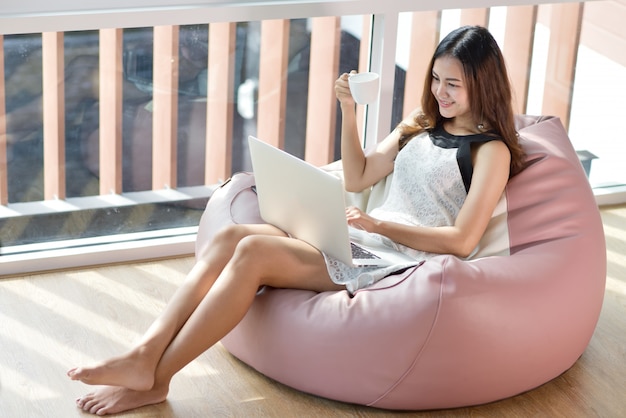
68;25;525;415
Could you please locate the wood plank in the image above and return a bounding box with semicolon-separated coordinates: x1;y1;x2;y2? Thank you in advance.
257;19;290;149
205;23;236;184
42;32;66;200
542;3;583;131
358;16;371;77
98;28;124;195
0;35;7;205
403;11;441;118
580;0;626;67
460;8;490;27
304;16;340;166
0;205;625;417
503;5;537;114
152;25;179;190
355;15;372;140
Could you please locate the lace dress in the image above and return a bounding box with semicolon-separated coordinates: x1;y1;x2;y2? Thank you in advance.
324;126;498;293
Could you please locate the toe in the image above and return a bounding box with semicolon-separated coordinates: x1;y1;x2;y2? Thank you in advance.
85;399;102;413
80;395;101;412
78;392;95;403
68;367;86;380
96;406;109;416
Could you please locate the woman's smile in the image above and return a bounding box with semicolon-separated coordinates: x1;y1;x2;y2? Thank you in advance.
438;98;454;108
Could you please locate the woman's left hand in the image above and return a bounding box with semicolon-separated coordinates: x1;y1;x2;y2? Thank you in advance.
345;206;379;233
335;71;356;106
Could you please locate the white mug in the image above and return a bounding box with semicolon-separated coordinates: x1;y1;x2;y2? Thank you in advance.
348;72;380;105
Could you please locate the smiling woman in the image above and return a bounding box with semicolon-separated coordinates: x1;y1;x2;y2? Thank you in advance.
0;1;624;418
213;114;608;411
431;57;471;123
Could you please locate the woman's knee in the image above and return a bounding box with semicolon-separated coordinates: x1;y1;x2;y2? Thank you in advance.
213;223;282;243
230;235;288;276
197;224;248;263
213;224;247;244
232;235;271;261
230;236;335;291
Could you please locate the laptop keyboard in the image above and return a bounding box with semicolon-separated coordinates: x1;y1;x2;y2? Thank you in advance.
351;242;380;260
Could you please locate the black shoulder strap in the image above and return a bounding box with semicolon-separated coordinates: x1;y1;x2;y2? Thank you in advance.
456;138;499;193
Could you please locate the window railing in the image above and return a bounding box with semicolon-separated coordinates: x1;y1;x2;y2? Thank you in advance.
1;0;625;275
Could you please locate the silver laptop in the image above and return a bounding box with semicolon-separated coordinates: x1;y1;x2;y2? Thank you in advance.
248;135;417;267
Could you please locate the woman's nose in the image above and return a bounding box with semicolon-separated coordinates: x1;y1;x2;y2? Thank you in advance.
437;83;447;98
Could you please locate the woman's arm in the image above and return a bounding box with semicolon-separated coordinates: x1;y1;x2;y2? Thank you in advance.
346;140;511;258
335;72;399;192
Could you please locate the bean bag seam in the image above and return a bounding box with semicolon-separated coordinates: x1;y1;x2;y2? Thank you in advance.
505;183;513;252
367;258;446;407
353;261;426;294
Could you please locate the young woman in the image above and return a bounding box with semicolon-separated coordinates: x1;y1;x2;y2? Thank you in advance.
68;25;525;415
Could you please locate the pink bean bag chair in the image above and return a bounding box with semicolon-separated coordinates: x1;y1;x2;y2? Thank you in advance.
195;115;606;410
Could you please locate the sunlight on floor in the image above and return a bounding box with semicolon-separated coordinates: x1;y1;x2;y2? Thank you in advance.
0;366;60;400
0;260;194;417
605;276;625;297
602;207;626;298
13;279;139;347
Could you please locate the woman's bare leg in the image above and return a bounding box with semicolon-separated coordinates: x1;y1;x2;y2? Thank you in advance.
67;224;289;390
75;233;342;415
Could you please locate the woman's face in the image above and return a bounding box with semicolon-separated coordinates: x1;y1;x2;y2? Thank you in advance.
430;55;472;126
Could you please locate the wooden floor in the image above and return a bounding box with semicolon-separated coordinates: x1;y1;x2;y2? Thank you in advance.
1;205;625;418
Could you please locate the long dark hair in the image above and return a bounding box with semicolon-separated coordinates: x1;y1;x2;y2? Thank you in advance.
398;26;526;176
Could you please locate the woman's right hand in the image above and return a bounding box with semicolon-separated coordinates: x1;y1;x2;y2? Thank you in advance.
335;71;356;106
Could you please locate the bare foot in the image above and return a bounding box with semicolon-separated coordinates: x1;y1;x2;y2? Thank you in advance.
76;384;168;415
67;351;155;391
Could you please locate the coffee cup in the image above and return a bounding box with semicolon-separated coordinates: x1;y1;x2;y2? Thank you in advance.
348;72;380;105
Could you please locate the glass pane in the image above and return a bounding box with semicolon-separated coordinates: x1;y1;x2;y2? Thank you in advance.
5;33;44;203
65;30;100;198
568;1;626;189
526;2;626;189
232;17;367;171
1;16;371;252
2;28;209;249
120;26;154;193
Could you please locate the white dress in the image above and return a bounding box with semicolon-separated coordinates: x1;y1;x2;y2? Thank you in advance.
324;126;497;293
